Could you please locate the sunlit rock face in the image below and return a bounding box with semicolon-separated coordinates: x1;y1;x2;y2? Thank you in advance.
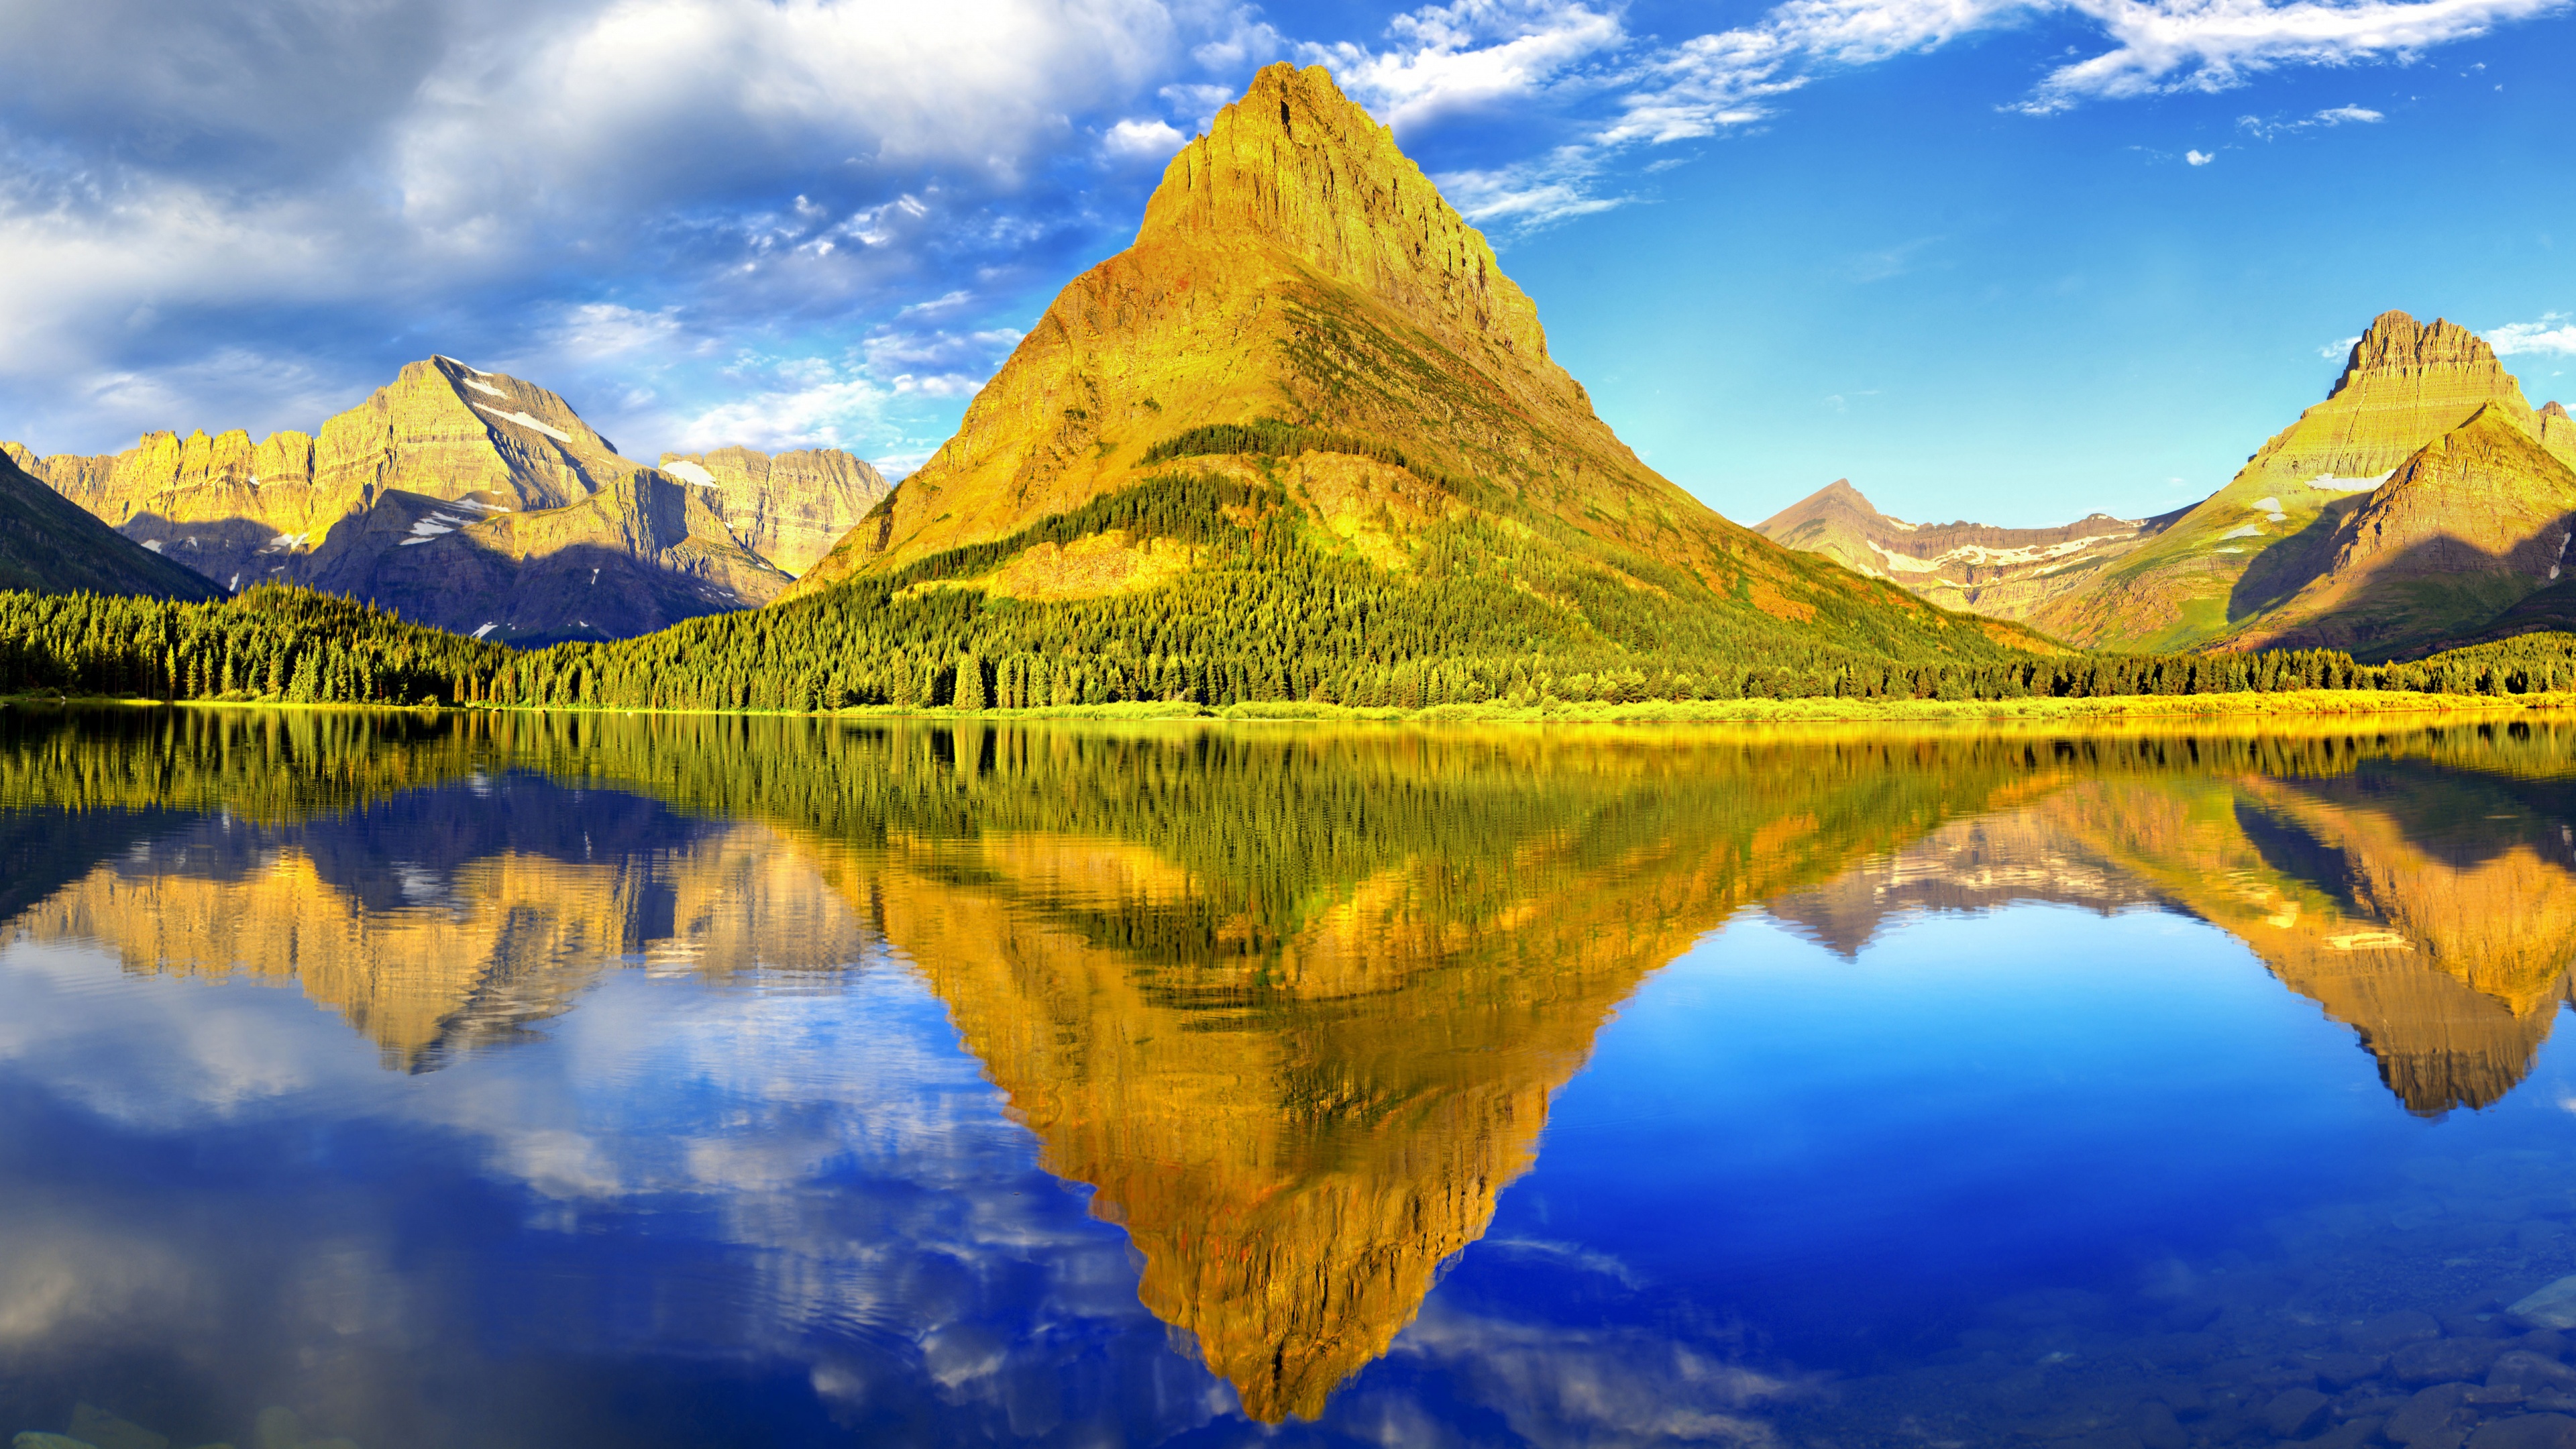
2224;405;2576;656
2030;311;2576;651
657;446;890;578
0;446;222;601
1;358;790;643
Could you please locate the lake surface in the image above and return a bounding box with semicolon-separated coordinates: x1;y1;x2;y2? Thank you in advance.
7;709;2576;1448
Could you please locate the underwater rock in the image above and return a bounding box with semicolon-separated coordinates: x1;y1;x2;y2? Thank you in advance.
2494;1352;2576;1399
2511;1277;2576;1331
2267;1386;2333;1438
2389;1382;2473;1446
2398;1337;2514;1385
2467;1412;2576;1448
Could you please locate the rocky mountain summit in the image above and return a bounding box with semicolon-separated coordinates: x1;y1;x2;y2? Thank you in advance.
1756;311;2576;657
4;358;829;644
1754;478;2183;621
658;445;889;576
2027;311;2576;651
2222;402;2576;655
778;62;2034;672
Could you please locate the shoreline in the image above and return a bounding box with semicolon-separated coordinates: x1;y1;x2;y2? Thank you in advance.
9;688;2576;727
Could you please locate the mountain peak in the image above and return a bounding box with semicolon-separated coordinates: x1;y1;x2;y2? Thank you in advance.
1814;478;1878;511
1136;62;1549;366
2330;311;2509;400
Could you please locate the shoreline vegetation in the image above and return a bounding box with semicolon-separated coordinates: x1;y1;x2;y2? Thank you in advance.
11;688;2576;728
16;584;2576;731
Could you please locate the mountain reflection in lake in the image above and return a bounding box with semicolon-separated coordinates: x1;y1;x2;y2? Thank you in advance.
9;710;2576;1447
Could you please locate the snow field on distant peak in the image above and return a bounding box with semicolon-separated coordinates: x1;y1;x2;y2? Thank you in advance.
474;403;575;444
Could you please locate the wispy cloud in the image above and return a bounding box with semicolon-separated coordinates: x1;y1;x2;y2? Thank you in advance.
1;0;2563;453
2240;102;2390;137
2493;313;2576;357
2186;148;2216;164
1313;0;2532;231
2019;0;2558;112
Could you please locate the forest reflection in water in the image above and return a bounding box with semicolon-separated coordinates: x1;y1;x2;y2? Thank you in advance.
5;706;2576;1446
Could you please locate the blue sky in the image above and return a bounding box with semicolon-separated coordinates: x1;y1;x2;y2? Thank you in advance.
3;0;2571;527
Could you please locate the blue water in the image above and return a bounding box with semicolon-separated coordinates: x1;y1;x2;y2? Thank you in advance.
6;713;2576;1447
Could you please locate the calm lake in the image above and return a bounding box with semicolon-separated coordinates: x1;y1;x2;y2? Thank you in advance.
7;708;2576;1448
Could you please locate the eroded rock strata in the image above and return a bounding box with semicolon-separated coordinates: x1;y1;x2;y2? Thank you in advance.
658;445;890;578
1754;478;2183;623
2029;311;2576;651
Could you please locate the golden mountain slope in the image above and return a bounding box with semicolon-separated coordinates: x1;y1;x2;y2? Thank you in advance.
2221;404;2576;655
785;64;2042;661
2031;311;2576;650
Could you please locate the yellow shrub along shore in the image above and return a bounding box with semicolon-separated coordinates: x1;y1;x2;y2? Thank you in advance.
12;687;2576;728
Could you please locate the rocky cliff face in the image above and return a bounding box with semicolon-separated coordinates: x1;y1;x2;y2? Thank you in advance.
658;445;890;576
0;447;222;601
2030;311;2576;650
782;64;2037;658
1754;478;2181;623
5;357;790;641
2222;404;2576;655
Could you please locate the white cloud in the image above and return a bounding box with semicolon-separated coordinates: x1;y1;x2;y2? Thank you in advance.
1104;117;1187;159
546;303;687;360
2023;0;2563;111
1306;0;1629;134
1311;0;2535;233
2186;148;2216;164
2493;313;2576;356
2318;332;2363;358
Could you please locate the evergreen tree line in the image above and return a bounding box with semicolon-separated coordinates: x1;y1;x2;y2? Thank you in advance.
1141;421;1411;472
13;478;2576;710
0;585;502;706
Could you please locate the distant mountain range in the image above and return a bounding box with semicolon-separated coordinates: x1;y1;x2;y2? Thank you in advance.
13;63;2576;682
1759;311;2576;660
1754;479;2188;621
3;362;888;644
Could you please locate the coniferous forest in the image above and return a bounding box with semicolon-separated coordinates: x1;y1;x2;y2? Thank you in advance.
11;472;2576;712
